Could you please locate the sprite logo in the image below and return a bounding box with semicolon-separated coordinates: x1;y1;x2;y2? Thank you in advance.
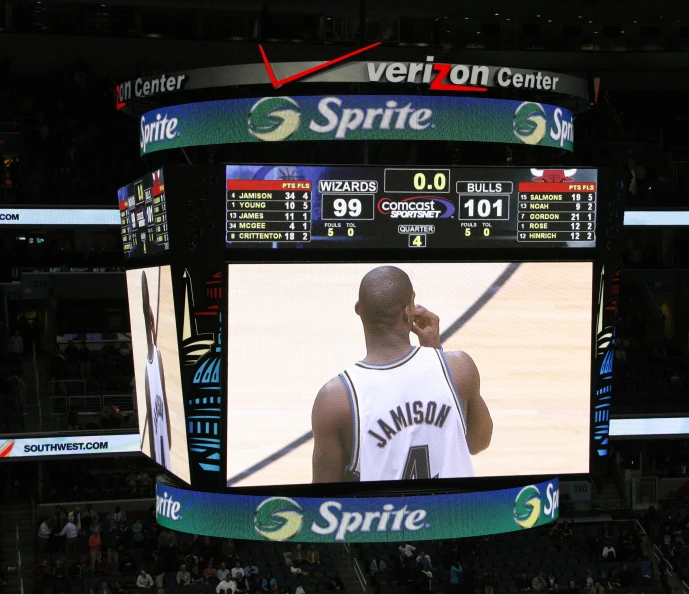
254;497;304;541
513;485;542;529
513;102;547;146
248;97;301;142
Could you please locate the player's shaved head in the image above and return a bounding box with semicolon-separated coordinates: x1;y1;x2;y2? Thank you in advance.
357;266;414;327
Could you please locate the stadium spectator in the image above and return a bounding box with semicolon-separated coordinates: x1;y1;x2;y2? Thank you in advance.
221;538;237;560
205;560;218;583
137;570;155;589
232;561;245;579
399;543;416;563
306;545;320;565
328;576;344;591
517;572;531;591
482;570;500;594
262;573;278;593
547;572;557;590
618;565;634;587
589;583;605;594
416;551;432;570
190;564;204;584
58;516;78;553
640;557;653;581
584;570;594;588
244;563;259;577
177;564;191;586
112;580;127;594
291;565;310;577
52;558;67;587
602;541;616;560
79;340;92;381
371;555;387;575
533;572;547;591
216;576;236;593
217;562;230;582
292;544;307;567
562;522;573;538
8;330;23;369
450;561;463;592
88;529;101;570
132;518;144;545
37;518;52;553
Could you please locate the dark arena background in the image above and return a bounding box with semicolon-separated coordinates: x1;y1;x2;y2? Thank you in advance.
0;1;688;594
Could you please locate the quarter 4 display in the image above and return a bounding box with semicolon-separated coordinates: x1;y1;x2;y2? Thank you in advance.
225;165;597;249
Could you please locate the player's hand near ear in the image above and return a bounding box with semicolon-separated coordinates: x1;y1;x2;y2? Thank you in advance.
411;304;441;349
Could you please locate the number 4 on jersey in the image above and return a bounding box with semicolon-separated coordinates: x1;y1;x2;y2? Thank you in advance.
402;445;437;479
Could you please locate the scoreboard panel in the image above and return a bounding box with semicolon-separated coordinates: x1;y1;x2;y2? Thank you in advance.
225;165;597;249
118;168;170;258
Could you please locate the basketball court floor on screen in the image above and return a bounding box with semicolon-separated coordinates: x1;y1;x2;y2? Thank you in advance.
127;266;191;484
226;262;592;487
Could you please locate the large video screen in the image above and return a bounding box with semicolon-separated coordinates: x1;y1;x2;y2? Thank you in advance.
127;265;190;483
226;262;592;487
118;168;169;258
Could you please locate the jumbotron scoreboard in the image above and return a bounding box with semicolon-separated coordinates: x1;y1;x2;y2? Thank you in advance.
225;165;597;249
118;168;169;258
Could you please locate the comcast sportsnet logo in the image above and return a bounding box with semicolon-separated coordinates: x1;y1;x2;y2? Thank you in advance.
513;102;547;146
254;497;304;541
513;483;559;529
377;196;455;219
249;97;301;141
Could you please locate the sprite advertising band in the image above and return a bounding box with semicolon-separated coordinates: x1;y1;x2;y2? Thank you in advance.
139;95;575;155
156;479;559;543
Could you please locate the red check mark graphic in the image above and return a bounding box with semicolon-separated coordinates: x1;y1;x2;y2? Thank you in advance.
115;85;127;110
259;42;382;89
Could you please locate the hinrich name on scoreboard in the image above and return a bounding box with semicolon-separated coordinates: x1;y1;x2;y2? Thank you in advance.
224;165;598;249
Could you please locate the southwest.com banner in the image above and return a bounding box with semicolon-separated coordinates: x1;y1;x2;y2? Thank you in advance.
139;96;574;155
0;434;140;458
156;478;559;543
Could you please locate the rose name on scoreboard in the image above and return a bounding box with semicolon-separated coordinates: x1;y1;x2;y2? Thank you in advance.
225;166;598;249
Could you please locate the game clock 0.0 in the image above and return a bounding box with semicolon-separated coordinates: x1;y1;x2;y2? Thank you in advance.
224;165;599;249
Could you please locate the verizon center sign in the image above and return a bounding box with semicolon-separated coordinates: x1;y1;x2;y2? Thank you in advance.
116;47;587;109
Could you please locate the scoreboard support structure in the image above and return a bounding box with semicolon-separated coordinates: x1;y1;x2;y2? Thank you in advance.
119;164;622;491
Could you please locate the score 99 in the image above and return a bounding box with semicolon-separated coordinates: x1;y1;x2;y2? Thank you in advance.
321;194;374;220
333;198;362;218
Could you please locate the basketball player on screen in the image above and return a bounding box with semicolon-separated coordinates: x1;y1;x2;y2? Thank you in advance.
141;271;172;471
311;266;493;483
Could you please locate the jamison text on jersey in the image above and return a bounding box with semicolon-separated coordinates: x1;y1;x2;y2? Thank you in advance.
368;400;452;448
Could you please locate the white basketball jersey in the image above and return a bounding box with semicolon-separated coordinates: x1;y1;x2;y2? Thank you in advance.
341;346;474;481
146;345;171;470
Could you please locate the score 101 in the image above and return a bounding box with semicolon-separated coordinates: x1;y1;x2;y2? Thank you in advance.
457;193;510;238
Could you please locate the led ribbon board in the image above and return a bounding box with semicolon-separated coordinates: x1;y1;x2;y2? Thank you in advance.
139;96;575;155
156;478;559;542
0;434;140;458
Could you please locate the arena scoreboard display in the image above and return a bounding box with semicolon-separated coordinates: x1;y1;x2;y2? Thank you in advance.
225;165;598;249
118;168;170;258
